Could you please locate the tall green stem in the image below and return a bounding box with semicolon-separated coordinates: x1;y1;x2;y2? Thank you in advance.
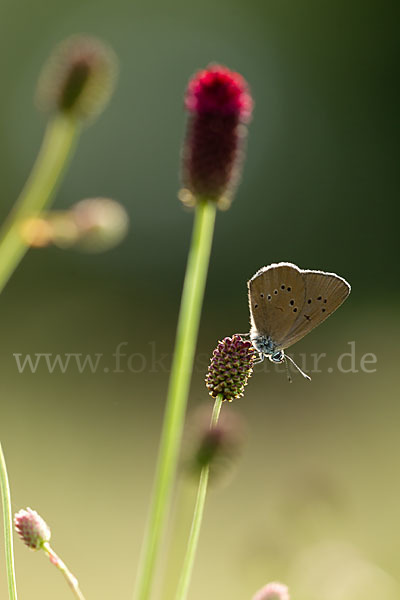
174;394;223;600
133;200;217;600
0;114;79;600
0;114;80;294
0;443;18;600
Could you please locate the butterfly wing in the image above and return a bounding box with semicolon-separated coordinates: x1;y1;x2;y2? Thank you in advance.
278;269;351;350
248;263;306;346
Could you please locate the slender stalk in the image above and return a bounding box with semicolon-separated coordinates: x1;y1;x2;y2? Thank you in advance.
0;114;80;294
209;394;223;427
174;394;223;600
133;200;217;600
0;443;18;600
0;113;78;600
42;542;86;600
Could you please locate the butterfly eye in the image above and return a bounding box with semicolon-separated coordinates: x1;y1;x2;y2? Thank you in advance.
267;295;272;301
260;293;264;298
307;299;312;304
322;308;326;313
293;307;298;313
273;289;278;295
317;296;322;301
254;303;258;309
323;299;327;303
280;284;285;290
287;286;291;292
289;300;295;306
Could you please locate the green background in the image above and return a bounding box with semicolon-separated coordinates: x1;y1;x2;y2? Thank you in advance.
0;1;399;599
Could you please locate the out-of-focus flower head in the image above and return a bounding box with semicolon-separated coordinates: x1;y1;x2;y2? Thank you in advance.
180;64;253;209
252;582;290;600
14;507;51;550
36;34;118;122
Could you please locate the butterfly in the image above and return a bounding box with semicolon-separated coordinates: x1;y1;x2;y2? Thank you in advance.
247;262;351;380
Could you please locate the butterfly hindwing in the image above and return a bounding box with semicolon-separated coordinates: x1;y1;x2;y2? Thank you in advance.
278;269;351;350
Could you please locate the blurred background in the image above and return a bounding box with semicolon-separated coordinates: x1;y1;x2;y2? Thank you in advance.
0;1;399;599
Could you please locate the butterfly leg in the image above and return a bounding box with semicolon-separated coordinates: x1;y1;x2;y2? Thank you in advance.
253;352;265;365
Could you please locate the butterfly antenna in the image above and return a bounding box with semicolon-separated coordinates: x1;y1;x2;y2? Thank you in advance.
285;354;312;381
284;357;293;383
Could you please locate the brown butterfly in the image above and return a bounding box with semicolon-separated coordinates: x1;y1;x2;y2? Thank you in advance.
247;262;351;380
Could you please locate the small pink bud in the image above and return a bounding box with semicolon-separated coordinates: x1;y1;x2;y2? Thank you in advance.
14;508;51;550
181;64;253;208
252;582;290;600
71;197;129;252
184;404;245;484
20;198;129;252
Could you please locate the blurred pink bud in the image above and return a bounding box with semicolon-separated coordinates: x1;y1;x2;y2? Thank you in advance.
183;404;245;486
21;198;129;253
252;582;290;600
14;507;51;550
71;197;129;252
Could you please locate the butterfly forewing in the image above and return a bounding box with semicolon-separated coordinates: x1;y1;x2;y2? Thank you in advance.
248;263;306;345
278;269;351;350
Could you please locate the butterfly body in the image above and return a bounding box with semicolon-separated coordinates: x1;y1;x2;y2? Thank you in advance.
247;262;351;377
249;333;275;355
249;333;283;363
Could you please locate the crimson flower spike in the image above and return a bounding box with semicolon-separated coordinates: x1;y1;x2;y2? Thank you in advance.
180;64;253;209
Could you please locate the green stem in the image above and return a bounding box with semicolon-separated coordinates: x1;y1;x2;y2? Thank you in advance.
0;443;18;600
0;113;80;294
174;394;223;600
210;394;223;427
133;200;217;600
42;542;86;600
0;115;80;600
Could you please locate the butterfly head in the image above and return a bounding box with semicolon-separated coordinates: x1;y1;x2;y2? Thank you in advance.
269;349;285;364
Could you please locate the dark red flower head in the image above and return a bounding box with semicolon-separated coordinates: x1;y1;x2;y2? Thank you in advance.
181;64;253;209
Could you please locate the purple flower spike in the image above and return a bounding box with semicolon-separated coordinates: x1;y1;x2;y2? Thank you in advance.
205;334;255;402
